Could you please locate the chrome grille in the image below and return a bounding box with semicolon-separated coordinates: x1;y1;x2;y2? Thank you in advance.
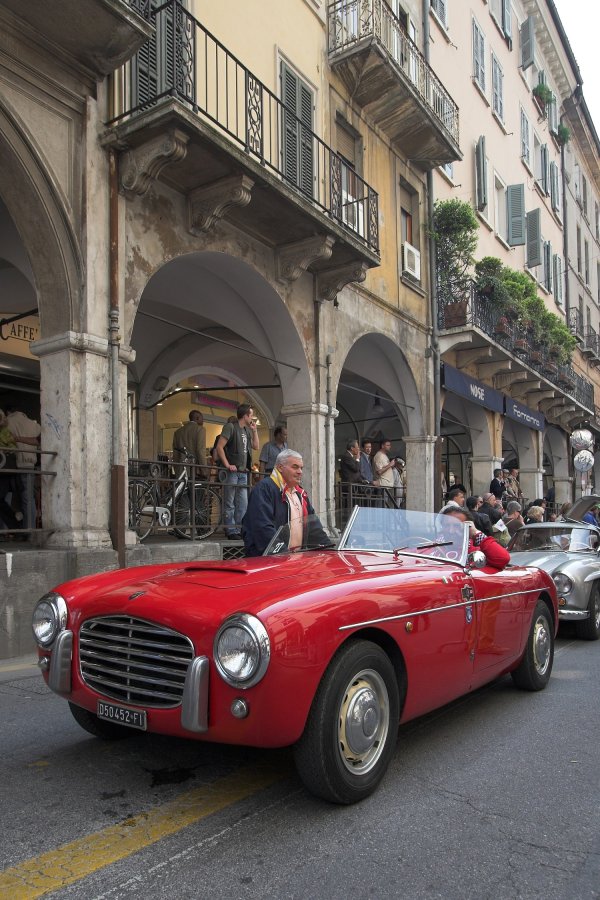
79;616;194;708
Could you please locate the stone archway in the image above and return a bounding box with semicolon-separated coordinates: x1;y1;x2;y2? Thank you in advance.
335;332;430;510
129;250;316;489
543;426;571;506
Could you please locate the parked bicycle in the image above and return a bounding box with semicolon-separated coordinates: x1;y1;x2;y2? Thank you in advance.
128;450;221;541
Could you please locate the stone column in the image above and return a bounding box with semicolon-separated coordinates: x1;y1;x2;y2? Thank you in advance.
403;435;437;512
281;402;338;528
519;468;544;505
470;456;503;496
33;332;132;549
552;476;573;506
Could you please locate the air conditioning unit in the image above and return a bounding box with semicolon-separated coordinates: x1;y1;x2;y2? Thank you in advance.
402;242;421;280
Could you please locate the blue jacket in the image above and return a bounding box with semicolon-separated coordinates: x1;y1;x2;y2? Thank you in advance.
242;476;327;557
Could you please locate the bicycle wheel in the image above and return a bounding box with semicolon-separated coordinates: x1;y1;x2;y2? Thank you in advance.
128;482;155;541
173;487;221;540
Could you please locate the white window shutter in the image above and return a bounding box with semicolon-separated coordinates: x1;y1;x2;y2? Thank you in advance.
502;0;512;41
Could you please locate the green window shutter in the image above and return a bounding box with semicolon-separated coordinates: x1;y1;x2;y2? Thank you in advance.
473;20;485;90
526;208;542;267
548;95;558;134
520;16;535;70
544;241;552;292
281;62;314;198
507;183;525;246
475;135;488;211
133;0;159;107
502;0;512;40
550;161;559;212
540;144;549;194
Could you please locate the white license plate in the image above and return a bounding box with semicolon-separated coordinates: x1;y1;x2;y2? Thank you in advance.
97;700;147;731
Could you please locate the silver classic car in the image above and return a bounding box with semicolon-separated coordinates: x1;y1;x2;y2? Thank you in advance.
508;497;600;640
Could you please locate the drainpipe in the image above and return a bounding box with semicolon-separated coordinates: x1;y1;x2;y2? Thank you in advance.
109;148;126;566
423;0;442;510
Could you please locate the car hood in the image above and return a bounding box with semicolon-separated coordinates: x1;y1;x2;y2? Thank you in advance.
60;551;423;626
509;550;571;574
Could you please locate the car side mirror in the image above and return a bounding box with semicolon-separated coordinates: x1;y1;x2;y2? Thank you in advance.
466;550;487;569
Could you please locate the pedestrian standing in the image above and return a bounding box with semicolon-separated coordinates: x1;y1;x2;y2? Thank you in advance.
216;403;259;538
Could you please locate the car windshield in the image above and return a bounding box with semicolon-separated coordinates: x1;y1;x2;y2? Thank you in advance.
510;525;599;553
338;506;469;564
263;507;470;562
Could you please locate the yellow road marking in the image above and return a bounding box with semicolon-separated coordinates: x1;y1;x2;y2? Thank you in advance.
0;764;287;899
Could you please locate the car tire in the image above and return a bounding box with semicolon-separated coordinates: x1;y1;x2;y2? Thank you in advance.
68;702;136;740
293;640;399;804
511;600;554;691
575;585;600;641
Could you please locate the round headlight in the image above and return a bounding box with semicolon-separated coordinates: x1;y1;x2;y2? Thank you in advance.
214;613;270;689
32;593;67;647
553;573;573;595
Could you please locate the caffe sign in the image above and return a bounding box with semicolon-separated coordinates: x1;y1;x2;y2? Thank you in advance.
0;312;40;360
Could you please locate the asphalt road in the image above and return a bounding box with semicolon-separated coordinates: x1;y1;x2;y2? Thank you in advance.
1;628;599;900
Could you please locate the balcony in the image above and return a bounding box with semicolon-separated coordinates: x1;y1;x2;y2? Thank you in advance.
1;0;153;77
327;0;461;169
104;2;380;289
582;328;600;365
438;285;595;417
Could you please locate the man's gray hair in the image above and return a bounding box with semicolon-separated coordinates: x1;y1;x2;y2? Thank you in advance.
275;448;302;467
506;500;522;514
482;492;494;503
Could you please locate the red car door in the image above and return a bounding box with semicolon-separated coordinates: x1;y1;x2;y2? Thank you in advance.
470;567;526;682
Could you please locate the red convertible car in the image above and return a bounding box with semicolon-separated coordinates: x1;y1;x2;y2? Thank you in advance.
32;507;557;804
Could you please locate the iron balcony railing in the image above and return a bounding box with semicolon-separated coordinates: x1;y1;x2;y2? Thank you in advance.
568;307;584;340
438;283;595;412
127;0;153;19
111;1;379;253
328;0;459;146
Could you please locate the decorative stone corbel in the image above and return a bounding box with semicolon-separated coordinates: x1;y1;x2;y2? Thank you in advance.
188;175;254;234
317;261;369;303
276;235;335;283
120;129;189;195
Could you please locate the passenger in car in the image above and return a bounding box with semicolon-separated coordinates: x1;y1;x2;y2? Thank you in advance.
440;506;510;571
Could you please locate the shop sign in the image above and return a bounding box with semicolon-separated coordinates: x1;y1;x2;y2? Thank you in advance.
504;399;545;431
442;364;504;413
0;313;40;360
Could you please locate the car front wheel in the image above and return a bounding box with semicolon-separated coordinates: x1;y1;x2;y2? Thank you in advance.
293;640;400;804
69;702;136;739
575;585;600;641
511;600;554;691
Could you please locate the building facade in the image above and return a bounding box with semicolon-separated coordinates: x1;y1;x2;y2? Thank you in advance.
1;0;599;657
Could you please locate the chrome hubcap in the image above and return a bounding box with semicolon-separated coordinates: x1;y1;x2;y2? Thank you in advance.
338;668;389;775
532;616;551;676
593;594;600;630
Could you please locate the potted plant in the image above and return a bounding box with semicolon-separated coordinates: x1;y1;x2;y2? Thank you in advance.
429;199;479;328
557;123;571;147
532;82;553;114
474;257;519;329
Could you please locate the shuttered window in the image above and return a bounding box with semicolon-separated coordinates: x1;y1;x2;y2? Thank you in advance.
132;0;180;109
539;144;549;195
281;63;315;199
520;16;535;70
553;254;563;305
472;19;486;92
502;0;512;41
475;135;488;212
133;0;160;108
526;208;542;268
492;55;504;121
520;108;530;167
544;241;552;292
507;184;525;246
430;0;447;27
550;161;561;215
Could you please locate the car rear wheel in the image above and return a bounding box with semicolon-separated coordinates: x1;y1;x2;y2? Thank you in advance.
511;600;554;691
69;702;136;740
293;640;399;804
575;585;600;641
